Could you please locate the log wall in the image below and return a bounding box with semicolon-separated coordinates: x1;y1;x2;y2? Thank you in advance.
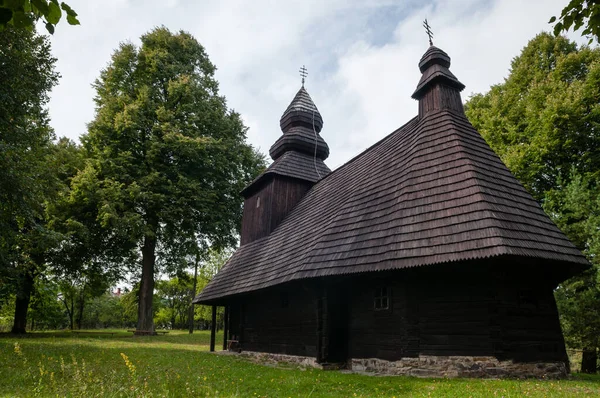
226;261;568;365
228;283;318;357
240;176;312;245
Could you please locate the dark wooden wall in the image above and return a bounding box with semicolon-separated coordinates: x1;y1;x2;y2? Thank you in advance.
416;274;494;357
349;264;567;363
225;260;568;364
492;275;568;362
240;176;312;245
349;277;419;360
228;282;318;357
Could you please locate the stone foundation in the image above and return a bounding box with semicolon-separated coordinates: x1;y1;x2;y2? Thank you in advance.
350;356;568;379
232;351;321;369
217;351;567;378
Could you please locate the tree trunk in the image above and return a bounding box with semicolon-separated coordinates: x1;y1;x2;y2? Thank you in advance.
136;231;156;334
76;290;85;330
189;253;199;334
11;269;34;334
581;349;598;374
70;296;74;330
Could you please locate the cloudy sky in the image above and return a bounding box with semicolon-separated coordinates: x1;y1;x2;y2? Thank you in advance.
47;0;583;169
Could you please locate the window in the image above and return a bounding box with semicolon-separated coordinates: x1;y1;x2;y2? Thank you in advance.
256;196;261;208
374;287;390;310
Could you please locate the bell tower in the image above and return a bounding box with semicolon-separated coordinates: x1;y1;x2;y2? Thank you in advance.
240;84;330;245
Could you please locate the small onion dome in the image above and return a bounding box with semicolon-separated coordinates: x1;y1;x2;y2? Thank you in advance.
280;87;323;133
412;45;465;99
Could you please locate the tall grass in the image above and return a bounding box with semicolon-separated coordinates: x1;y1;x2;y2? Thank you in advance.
1;330;599;397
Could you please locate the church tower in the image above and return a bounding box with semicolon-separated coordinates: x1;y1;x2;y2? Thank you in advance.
240;84;330;245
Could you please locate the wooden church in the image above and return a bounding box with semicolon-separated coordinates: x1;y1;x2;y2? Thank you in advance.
194;43;589;377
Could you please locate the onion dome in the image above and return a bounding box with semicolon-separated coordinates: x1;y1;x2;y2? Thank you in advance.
270;87;329;161
412;46;465;100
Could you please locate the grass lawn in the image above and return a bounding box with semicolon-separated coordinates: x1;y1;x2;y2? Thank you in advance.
1;330;599;397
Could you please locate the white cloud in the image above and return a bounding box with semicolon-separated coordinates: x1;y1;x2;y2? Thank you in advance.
47;0;586;169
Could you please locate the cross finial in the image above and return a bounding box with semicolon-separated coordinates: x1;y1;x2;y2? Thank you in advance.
299;65;308;87
423;18;434;46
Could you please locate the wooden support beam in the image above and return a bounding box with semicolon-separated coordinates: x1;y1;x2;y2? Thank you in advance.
210;305;217;352
223;305;229;350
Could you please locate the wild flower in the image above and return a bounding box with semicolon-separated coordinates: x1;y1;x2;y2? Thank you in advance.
13;342;24;360
120;352;136;376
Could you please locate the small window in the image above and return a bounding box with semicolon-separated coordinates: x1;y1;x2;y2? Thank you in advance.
374;287;390;310
256;196;261;208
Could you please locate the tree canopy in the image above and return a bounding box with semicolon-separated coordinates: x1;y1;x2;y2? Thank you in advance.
78;27;265;333
0;26;63;333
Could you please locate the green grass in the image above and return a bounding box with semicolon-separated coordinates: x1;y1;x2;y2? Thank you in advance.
1;330;599;397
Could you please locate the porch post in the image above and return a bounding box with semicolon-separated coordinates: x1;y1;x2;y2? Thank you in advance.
210;305;217;352
222;305;229;350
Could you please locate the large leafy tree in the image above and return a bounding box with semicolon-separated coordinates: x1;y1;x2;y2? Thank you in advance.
0;26;62;333
81;27;264;333
9;138;87;334
0;25;58;274
465;32;600;372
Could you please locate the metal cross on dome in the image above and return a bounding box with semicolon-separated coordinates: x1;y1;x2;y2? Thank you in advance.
423;19;434;46
299;65;308;87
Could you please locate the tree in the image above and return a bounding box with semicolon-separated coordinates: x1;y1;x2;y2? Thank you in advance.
156;275;193;329
0;0;79;34
56;264;112;330
550;0;600;44
27;275;66;330
80;27;265;334
0;25;58;276
465;32;600;372
545;172;600;372
0;26;61;333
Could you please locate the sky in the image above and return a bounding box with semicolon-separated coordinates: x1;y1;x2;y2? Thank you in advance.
47;0;585;169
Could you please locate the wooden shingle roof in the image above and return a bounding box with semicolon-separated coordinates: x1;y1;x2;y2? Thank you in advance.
280;87;323;133
194;47;589;304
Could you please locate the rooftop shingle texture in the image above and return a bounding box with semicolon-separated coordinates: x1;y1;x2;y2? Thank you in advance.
280;87;323;133
241;151;331;196
195;110;588;303
270;126;329;160
418;46;451;71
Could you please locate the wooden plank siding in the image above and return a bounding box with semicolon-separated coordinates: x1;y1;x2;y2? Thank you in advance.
241;176;312;245
228;282;319;357
225;264;568;364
